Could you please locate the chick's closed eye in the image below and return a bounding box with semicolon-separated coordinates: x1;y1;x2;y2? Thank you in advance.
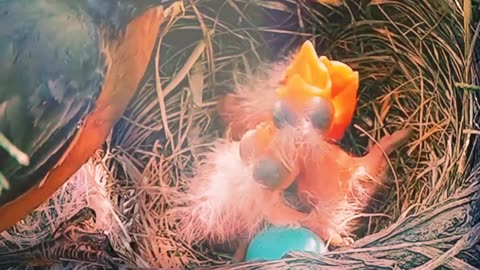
253;158;288;190
306;96;334;131
272;100;297;129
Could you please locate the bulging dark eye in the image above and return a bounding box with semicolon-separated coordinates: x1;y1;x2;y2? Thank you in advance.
306;96;334;131
252;158;287;190
272;100;296;129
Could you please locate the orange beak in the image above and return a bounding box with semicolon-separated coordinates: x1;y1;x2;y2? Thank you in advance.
276;40;359;141
254;122;277;154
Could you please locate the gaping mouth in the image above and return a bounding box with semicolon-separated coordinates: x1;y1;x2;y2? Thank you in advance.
274;40;359;141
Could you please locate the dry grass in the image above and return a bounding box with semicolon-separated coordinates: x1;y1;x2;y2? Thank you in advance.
0;0;478;269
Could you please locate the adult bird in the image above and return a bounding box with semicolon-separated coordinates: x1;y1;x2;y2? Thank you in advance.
0;0;175;236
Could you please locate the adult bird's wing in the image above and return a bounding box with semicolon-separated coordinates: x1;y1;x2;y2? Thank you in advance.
0;0;167;231
0;0;104;206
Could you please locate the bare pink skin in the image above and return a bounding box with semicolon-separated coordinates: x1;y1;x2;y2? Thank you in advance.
218;93;275;141
284;128;413;246
216;61;291;141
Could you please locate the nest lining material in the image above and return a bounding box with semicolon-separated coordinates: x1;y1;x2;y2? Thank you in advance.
1;0;479;269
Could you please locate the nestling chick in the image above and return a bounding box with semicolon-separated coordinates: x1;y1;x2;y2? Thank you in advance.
174;40;412;262
238;124;413;249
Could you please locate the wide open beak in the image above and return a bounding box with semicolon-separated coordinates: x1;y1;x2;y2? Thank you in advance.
319;56;359;140
276;40;359;141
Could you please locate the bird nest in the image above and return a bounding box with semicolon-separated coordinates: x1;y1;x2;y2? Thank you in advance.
1;0;479;269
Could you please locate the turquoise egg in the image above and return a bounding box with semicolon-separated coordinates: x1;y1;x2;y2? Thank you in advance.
245;226;327;261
